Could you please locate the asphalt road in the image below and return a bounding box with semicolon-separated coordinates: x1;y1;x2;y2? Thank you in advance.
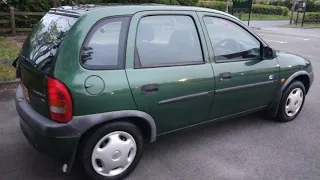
1;27;320;180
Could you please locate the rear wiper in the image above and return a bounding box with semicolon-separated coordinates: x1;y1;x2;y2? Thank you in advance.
20;55;38;68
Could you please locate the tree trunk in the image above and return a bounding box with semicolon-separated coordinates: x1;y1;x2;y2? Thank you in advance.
52;0;61;7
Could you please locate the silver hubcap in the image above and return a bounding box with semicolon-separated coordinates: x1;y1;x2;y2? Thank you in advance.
91;131;137;177
285;88;304;117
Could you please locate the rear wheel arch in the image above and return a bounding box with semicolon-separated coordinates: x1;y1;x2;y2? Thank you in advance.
72;112;156;172
79;117;153;146
69;110;157;144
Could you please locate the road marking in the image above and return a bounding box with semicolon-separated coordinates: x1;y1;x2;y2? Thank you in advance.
255;29;320;38
257;33;310;41
264;39;287;43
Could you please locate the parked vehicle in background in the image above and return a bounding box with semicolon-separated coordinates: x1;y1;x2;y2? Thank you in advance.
13;4;314;180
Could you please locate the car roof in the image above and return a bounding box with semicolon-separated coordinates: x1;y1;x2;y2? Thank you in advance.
50;4;238;20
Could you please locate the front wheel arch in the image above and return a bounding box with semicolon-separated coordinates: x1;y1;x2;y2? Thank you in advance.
281;71;311;94
267;71;311;118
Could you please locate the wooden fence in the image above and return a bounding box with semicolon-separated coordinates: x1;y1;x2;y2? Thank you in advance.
304;16;320;23
0;7;45;36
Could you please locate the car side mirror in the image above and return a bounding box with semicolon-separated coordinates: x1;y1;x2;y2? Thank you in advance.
263;46;276;60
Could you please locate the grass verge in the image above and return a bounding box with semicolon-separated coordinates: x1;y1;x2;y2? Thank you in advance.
0;37;19;81
240;14;290;21
0;37;20;63
0;64;16;82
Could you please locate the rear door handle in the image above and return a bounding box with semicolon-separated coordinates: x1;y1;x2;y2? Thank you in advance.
219;72;231;81
141;84;159;95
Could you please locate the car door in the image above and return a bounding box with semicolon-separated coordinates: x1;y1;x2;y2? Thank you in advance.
125;11;215;134
198;12;280;119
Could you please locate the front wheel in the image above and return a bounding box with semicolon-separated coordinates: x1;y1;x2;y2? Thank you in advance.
81;122;144;180
277;80;306;122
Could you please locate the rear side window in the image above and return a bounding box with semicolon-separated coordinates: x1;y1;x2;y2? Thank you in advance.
81;17;130;70
135;15;203;68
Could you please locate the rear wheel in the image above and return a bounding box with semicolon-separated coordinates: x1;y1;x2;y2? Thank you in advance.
81;122;144;180
277;80;306;122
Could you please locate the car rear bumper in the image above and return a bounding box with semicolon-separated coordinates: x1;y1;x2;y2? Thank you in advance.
16;85;81;161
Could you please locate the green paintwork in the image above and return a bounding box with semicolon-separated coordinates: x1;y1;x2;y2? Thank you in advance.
276;51;312;83
209;60;280;119
54;13;137;116
125;11;214;134
19;5;313;137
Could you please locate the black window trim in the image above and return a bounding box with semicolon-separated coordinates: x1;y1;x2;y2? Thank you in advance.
134;14;206;69
202;15;265;64
80;15;132;70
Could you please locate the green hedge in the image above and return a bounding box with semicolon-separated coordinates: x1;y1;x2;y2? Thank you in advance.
263;0;320;12
252;4;289;16
197;1;289;16
304;12;320;23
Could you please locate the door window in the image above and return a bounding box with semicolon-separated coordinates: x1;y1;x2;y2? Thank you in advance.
203;17;261;62
81;17;130;70
135;15;203;68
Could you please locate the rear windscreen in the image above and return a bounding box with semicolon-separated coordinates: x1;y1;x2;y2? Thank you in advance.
20;13;78;72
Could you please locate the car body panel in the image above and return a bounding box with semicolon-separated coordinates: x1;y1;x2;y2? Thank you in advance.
276;51;313;87
53;14;137;116
209;60;280;119
197;12;280;119
125;11;215;134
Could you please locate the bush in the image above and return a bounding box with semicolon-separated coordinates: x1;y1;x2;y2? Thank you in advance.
254;0;269;5
176;0;198;6
306;0;320;12
197;1;289;16
252;4;289;16
197;1;227;11
269;0;320;12
304;12;320;23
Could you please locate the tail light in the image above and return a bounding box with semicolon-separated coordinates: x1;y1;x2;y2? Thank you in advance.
47;77;73;123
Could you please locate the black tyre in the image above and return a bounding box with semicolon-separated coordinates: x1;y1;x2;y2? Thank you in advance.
81;121;144;180
277;80;306;122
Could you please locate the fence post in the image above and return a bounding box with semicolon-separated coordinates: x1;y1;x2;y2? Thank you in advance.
9;7;16;36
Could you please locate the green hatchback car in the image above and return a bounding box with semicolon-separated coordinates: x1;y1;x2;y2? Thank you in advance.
14;4;314;180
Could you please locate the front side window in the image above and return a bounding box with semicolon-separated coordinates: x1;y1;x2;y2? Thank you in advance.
81;17;130;69
136;15;203;68
203;17;261;62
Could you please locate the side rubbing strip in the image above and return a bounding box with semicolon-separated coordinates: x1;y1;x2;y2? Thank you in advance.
215;81;275;94
158;91;212;105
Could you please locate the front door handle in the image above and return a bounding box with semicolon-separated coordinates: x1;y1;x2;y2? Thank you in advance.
219;72;231;82
141;84;159;95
